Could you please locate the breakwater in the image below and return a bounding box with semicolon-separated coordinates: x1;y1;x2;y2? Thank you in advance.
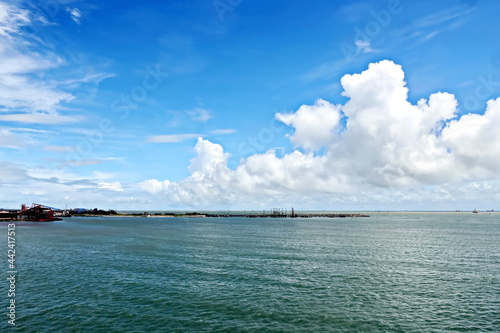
1;209;370;220
197;213;370;218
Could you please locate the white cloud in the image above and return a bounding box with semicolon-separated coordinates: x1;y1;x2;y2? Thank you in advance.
188;137;229;176
276;99;342;152
67;7;83;25
139;60;500;209
355;40;375;53
140;179;170;194
147;133;202;143
188;107;212;122
440;98;500;176
97;182;124;192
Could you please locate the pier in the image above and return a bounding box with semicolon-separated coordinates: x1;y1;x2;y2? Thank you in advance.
136;207;369;218
199;207;369;218
202;213;370;218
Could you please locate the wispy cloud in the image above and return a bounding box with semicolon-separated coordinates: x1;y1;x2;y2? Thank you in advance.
0;113;80;124
54;157;125;168
299;58;347;84
0;128;29;149
147;129;235;143
355;40;375;54
0;2;83;124
0;161;31;181
2;127;57;134
392;6;475;50
67;7;83;25
58;73;115;88
421;31;439;42
0;126;58;149
0;2;30;37
188;107;212;122
210;129;236;135
147;133;202;143
413;6;474;28
43;145;74;152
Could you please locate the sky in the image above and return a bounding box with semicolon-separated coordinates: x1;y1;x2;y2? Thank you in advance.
1;0;500;211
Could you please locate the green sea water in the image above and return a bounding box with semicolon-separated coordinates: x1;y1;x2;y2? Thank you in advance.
1;212;499;332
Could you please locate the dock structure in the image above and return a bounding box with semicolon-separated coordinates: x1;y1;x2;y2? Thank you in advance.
202;213;369;218
0;203;64;222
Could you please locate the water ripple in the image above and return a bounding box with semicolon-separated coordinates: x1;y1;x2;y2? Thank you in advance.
1;213;499;332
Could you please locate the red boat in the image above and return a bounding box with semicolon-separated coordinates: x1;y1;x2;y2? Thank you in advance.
20;203;62;222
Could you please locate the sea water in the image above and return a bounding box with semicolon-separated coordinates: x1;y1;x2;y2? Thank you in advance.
1;212;499;332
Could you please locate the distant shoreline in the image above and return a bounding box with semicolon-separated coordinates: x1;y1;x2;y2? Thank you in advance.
73;212;370;218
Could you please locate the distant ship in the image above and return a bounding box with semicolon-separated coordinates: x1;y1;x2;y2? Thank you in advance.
472;208;479;214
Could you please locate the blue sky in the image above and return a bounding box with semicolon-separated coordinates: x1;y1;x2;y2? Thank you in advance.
1;0;500;210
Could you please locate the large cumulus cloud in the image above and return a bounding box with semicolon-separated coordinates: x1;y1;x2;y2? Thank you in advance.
140;60;500;208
